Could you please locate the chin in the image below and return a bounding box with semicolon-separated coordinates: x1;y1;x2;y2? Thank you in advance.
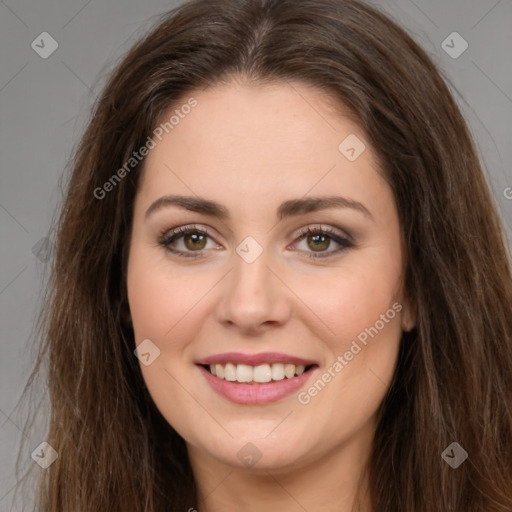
192;425;315;472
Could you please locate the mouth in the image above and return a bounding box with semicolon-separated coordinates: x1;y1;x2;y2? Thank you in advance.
196;352;319;405
199;362;316;384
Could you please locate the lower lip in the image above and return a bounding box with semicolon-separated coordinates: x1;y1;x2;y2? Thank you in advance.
198;365;317;405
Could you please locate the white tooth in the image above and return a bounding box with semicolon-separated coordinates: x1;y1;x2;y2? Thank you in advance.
224;363;237;381
253;364;272;383
215;364;225;379
271;363;285;381
209;365;217;376
236;364;253;383
295;365;305;376
284;364;296;379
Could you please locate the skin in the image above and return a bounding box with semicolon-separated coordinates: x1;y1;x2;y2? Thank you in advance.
127;78;415;512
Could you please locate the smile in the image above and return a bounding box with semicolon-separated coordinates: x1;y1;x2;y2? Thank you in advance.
196;352;319;404
205;362;311;383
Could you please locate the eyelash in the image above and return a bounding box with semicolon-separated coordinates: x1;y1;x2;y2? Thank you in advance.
158;224;354;259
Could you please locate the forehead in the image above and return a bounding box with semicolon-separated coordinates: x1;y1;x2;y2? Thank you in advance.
136;81;388;212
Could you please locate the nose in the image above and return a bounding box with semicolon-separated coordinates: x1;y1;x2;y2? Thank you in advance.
214;246;292;334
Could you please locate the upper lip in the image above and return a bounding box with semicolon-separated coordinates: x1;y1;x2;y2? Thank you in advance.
196;352;318;366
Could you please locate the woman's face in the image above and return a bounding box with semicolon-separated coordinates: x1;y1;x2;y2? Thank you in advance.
127;80;414;472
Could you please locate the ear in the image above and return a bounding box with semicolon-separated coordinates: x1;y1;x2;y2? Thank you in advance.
119;297;132;325
122;308;132;325
400;296;416;332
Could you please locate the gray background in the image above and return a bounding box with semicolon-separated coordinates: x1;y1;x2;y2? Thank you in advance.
1;0;511;509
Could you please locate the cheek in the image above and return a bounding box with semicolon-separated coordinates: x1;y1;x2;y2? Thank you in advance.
290;246;404;397
126;247;193;408
292;259;403;432
297;252;402;337
126;248;207;439
127;243;209;344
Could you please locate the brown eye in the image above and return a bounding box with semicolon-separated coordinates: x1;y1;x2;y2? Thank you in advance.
306;233;331;252
183;232;207;250
294;226;354;259
159;225;217;258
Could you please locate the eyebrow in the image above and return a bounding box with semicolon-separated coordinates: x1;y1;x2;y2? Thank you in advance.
144;194;374;222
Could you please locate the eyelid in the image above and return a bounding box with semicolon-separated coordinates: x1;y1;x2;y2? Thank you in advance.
289;224;354;259
160;223;352;243
158;224;219;258
292;223;353;243
158;223;354;259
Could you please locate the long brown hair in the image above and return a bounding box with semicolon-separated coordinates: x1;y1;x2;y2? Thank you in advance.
14;0;512;510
